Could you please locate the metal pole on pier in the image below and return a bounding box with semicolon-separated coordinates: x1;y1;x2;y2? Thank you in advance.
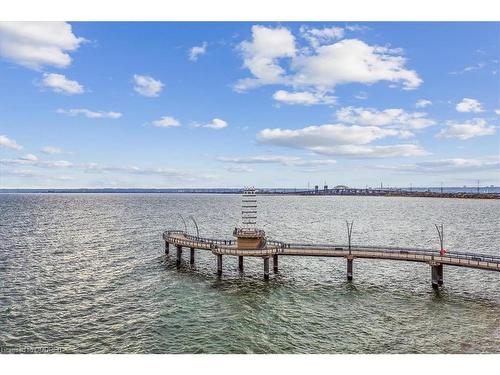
346;221;354;281
178;213;188;233
432;224;445;288
238;256;244;272
165;242;169;254
189;216;199;238
273;254;279;273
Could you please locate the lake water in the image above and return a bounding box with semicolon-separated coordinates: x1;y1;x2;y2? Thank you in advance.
0;193;499;353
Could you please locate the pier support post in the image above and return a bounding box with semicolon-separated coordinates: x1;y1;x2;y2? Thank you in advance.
264;257;270;280
165;242;169;254
176;245;182;267
190;247;195;265
217;254;223;276
273;254;279;273
431;264;444;289
347;257;353;281
238;256;244;272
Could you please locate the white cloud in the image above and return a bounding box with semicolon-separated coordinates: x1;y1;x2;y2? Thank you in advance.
415;99;432;108
217;155;337;167
0;156;73;168
256;123;428;158
234;25;296;91
449;63;486;75
56;108;122;119
0;22;85;70
495;109;500;115
272;90;336;105
336;107;435;129
41;146;63;154
300;26;344;48
41;73;84;95
0;134;23;150
456;98;483;113
380;157;500;174
194;118;228;129
225;165;253;173
151;116;181;128
133;74;164;97
189;42;207;61
20;153;38;161
355;91;368;100
345;25;370;32
437;118;496;140
291;39;421;91
235;26;422;93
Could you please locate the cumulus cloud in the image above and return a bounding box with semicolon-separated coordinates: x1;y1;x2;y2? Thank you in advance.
189;42;207;61
56;108;122;119
234;25;296;91
291;39;421;91
41;146;63;154
336;107;435;129
133;74;164;97
151;116;181;128
235;26;422;93
0;22;86;70
256;123;428;158
436;118;496;140
272;90;336;105
194;118;228;129
300;25;344;48
0;134;23;150
40;73;84;95
456;98;483;113
495;109;500;115
415;99;432;108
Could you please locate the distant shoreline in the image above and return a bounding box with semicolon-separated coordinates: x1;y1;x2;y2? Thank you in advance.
0;188;499;199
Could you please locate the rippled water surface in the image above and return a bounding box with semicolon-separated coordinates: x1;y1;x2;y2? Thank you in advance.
1;193;499;353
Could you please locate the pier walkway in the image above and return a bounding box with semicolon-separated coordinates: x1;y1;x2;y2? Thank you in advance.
162;230;500;288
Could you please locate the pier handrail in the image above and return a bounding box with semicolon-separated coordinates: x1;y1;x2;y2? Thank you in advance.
163;229;499;268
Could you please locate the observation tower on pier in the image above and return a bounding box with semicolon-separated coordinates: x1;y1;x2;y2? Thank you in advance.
233;187;266;249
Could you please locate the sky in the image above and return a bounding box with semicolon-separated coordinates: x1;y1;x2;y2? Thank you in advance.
0;22;499;189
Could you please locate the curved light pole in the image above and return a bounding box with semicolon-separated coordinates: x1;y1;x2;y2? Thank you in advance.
189;215;200;238
178;213;188;233
346;220;354;255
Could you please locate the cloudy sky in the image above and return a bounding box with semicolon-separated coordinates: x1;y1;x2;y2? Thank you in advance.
0;22;498;188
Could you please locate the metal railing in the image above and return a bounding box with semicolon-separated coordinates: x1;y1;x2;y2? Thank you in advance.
163;229;499;269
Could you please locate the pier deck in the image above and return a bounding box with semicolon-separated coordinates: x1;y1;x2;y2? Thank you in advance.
163;230;500;287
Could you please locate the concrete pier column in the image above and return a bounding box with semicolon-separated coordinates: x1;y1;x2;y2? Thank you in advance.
217;254;223;276
347;258;353;281
264;257;270;280
431;264;443;289
273;254;279;273
437;264;444;286
165;242;169;254
190;247;195;265
238;256;244;272
176;245;182;266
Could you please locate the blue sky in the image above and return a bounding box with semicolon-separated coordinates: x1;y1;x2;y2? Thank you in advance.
0;22;498;188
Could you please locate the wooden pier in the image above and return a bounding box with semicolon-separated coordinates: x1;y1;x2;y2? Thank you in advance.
162;229;500;288
162;188;499;288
